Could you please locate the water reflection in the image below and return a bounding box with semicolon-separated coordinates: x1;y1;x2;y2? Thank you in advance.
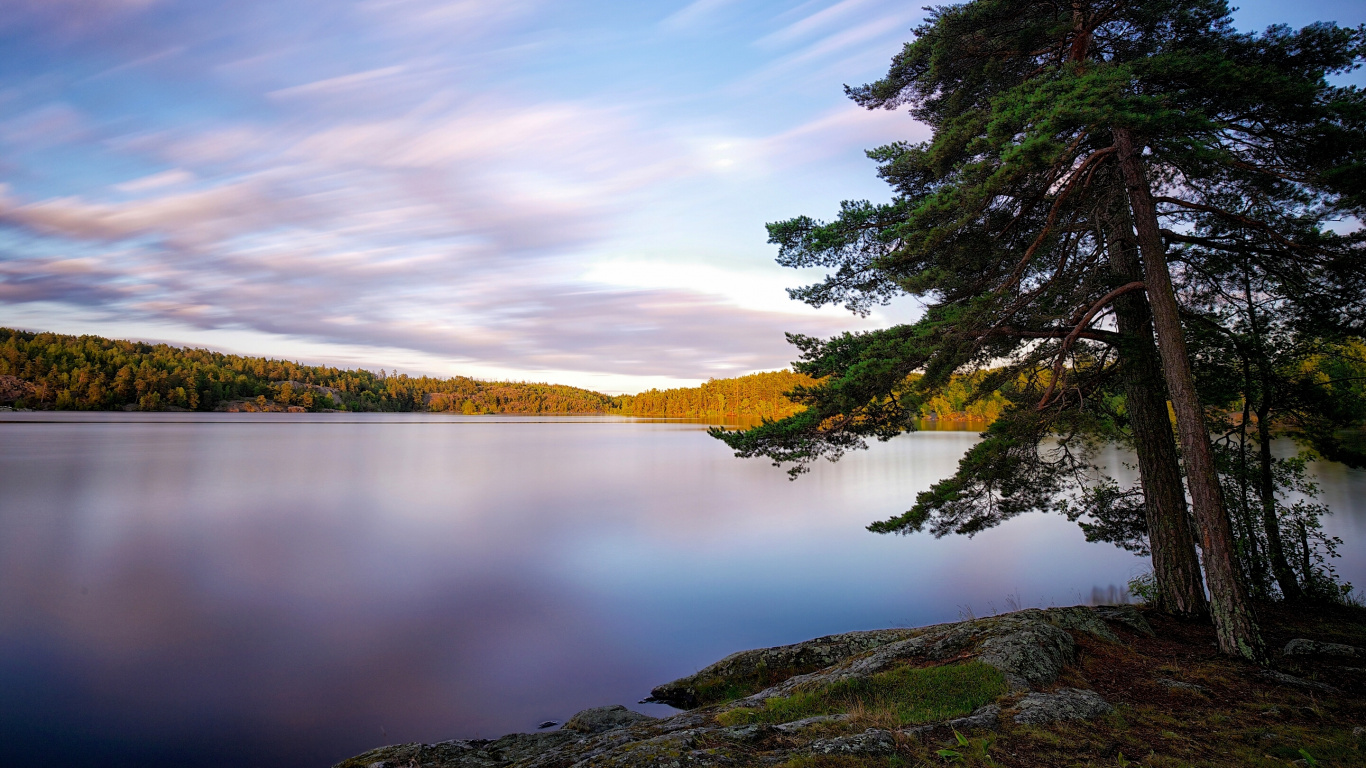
0;413;1361;767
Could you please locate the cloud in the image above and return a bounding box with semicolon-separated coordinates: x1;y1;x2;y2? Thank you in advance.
0;181;300;245
661;0;740;30
0;236;848;377
114;169;195;193
756;0;879;48
0;0;926;387
267;66;407;100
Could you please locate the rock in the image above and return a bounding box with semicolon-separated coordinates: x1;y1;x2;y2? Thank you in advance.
537;721;559;729
718;724;774;743
977;617;1076;690
647;627;917;708
560;728;738;768
772;714;851;733
721;608;1089;710
1156;678;1209;694
808;728;896;756
334;731;581;768
1092;604;1156;637
563;705;657;735
1012;688;1114;724
1283;638;1365;660
1260;670;1339;694
0;375;35;404
1043;606;1122;644
336;605;1152;768
947;704;1001;731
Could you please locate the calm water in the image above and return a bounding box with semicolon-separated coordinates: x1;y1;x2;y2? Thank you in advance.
2;413;1363;768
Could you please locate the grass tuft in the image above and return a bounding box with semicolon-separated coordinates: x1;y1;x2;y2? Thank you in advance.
716;662;1006;728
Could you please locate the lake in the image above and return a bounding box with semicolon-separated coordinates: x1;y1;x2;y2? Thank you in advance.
2;412;1363;767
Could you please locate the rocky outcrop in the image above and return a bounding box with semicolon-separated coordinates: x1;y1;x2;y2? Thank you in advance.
0;375;35;403
646;627;918;709
335;605;1152;768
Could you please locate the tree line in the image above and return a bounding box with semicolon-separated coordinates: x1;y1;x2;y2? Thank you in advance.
611;370;1004;422
715;0;1366;663
0;328;614;414
0;328;1019;422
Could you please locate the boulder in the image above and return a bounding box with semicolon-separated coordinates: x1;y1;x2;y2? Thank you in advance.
947;703;1002;731
1012;688;1113;725
1283;638;1365;661
808;728;896;756
1260;670;1339;694
562;705;656;735
1156;678;1209;695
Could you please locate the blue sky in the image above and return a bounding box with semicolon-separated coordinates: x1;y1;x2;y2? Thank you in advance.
2;0;1362;393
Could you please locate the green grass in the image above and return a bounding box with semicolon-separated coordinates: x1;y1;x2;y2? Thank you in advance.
716;662;1007;728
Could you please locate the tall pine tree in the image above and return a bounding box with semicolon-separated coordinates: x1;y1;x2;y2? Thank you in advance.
716;0;1365;662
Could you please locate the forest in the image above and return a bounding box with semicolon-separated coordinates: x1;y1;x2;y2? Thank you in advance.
0;328;1012;421
0;328;613;414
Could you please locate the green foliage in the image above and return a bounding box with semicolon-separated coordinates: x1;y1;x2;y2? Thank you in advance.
0;327;614;414
615;369;1005;424
714;0;1366;566
0;327;1008;422
715;663;1005;728
1127;572;1159;605
936;729;1000;767
610;371;815;421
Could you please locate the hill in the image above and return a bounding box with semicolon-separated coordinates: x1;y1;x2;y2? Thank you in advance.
0;328;1004;421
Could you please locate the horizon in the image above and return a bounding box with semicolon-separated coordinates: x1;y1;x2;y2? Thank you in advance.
2;0;1362;394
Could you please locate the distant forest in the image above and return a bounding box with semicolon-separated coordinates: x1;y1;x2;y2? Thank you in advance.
615;370;1004;422
0;328;1004;420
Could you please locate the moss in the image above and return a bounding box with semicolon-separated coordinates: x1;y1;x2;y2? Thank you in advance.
716;662;1006;727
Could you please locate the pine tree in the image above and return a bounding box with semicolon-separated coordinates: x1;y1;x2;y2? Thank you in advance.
715;0;1365;662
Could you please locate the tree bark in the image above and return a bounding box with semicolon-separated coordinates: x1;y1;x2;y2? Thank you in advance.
1102;187;1209;618
1112;126;1266;662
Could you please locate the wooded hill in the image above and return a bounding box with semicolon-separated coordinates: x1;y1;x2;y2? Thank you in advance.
615;369;1005;422
0;328;611;414
0;328;1007;420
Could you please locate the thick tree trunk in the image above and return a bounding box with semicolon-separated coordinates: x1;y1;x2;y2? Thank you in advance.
1112;126;1266;662
1102;192;1209;618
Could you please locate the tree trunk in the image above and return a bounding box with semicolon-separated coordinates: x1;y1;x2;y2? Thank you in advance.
1102;187;1209;618
1237;368;1268;598
1112;126;1266;662
1257;402;1301;600
1243;277;1302;601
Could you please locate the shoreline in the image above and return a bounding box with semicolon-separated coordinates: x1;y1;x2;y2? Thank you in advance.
334;602;1366;768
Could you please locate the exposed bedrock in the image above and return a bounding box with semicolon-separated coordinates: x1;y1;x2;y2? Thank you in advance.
335;605;1159;768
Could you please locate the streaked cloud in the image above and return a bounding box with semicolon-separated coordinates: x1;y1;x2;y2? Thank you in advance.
0;0;953;389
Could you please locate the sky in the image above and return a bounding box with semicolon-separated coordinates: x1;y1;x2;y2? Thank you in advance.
2;1;1363;393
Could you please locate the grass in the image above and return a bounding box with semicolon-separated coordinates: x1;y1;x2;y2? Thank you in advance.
716;662;1007;728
